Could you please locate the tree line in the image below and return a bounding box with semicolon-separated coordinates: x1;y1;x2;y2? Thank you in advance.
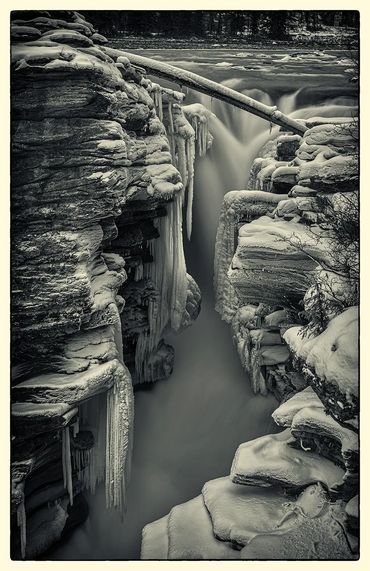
81;11;359;40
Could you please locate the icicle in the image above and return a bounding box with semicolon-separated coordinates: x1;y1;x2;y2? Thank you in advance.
62;427;73;506
135;331;149;383
168;101;174;135
62;428;67;488
134;261;143;282
154;88;163;122
175;136;187;193
169;194;188;330
147;296;159;351
17;499;26;559
80;394;107;493
104;313;135;511
185;137;195;240
72;417;79;438
214;196;243;322
166;101;176;165
157;90;163;122
250;347;267;395
104;362;134;512
182;103;214;158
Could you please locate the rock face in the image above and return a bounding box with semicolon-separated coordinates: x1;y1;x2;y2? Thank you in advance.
11;11;202;559
142;99;359;558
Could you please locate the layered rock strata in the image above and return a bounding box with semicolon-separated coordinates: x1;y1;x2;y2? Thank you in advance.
215;113;358;403
11;11;202;558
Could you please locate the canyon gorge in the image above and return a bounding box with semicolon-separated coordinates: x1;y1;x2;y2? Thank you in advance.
10;10;359;561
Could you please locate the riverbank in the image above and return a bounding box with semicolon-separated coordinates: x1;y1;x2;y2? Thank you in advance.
108;29;358;50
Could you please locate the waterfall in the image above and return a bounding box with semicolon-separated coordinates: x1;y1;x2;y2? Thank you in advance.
184;83;356;293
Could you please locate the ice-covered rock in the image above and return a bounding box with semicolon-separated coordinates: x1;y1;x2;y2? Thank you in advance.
141;515;169;559
231;428;345;490
241;501;355;559
272;386;324;427
303;122;358;151
298;154;358;193
284;307;358;422
167;495;239;560
271;165;299;193
202;477;328;548
291;406;358;488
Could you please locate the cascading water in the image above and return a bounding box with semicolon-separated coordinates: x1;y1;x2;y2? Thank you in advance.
50;48;357;560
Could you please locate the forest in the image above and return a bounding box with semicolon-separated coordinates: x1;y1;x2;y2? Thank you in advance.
80;10;359;42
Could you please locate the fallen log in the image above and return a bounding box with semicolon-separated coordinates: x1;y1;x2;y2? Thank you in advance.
104;48;307;136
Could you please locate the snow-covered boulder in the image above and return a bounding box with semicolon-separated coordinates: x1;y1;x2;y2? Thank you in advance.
167;495;239;559
241;500;355;559
284;307;358;423
230;428;344;490
202;477;328;548
272;386;324;427
298;154;358;193
141;515;169;559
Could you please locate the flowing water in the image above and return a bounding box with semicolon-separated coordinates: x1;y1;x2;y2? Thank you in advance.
50;47;357;560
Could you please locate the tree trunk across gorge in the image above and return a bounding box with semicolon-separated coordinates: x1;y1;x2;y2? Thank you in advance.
110;49;307;135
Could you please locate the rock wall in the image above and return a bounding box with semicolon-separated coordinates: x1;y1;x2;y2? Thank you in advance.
11;11;203;559
142;113;359;558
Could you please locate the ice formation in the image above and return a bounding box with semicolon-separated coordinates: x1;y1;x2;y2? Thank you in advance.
78;361;134;511
136;194;188;382
17;500;27;559
148;82;163;122
165;103;196;239
61;426;73;506
167;495;239;559
182;103;215;157
230;305;291;395
160;100;214;240
240;502;355;559
272;386;324;427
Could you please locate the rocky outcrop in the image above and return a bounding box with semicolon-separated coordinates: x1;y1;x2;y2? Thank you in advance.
142;105;359;558
215;112;358;403
11;11;203;559
284;306;358;427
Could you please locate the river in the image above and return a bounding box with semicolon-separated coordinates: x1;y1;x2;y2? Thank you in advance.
49;46;357;560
